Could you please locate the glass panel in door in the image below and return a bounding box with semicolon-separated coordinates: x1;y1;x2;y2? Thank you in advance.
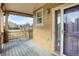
55;10;61;54
64;5;79;56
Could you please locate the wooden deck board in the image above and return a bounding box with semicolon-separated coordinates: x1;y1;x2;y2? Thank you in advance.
0;39;52;56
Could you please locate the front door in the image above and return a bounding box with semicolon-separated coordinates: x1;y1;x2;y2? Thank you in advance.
63;5;79;56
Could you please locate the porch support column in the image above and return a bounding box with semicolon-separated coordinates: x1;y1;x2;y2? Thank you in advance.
0;8;4;50
3;13;9;43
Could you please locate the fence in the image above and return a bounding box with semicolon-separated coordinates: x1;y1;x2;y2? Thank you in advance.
8;30;33;39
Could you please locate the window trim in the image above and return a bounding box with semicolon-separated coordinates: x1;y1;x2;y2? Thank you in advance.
36;8;43;26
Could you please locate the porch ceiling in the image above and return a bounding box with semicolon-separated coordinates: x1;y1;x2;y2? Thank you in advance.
5;3;45;15
3;3;63;17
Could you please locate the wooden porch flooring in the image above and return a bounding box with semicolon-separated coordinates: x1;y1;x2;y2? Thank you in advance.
0;39;52;56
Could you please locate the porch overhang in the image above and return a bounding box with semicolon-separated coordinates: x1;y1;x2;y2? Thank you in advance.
1;3;45;17
0;3;63;17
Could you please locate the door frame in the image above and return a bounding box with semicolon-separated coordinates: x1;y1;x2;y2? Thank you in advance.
52;3;79;56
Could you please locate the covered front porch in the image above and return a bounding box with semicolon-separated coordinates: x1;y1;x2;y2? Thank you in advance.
1;38;52;56
0;3;62;56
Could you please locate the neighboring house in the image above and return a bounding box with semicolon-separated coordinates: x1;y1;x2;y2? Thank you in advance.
0;3;79;56
20;24;33;39
8;21;20;30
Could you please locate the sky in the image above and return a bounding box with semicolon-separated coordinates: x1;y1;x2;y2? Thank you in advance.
8;14;33;26
57;11;79;24
64;11;79;23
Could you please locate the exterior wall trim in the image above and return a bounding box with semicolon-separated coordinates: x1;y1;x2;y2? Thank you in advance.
35;8;43;26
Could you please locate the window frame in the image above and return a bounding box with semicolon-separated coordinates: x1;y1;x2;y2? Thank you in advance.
35;8;43;26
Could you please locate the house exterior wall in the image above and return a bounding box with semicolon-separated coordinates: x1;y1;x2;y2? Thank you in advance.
33;9;52;52
33;3;70;53
33;3;78;54
33;4;63;52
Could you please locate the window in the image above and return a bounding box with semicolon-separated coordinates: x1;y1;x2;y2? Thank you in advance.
36;9;43;26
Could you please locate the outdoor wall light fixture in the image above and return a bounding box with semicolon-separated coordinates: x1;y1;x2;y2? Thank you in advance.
46;9;50;14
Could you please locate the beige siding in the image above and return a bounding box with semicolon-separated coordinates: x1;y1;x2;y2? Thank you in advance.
33;4;63;53
33;8;53;52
